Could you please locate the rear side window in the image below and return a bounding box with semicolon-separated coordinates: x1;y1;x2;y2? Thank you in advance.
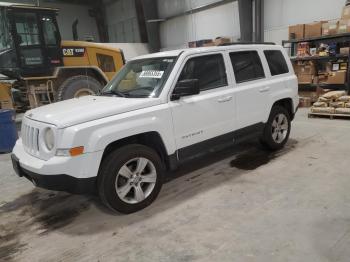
178;54;227;91
230;51;265;83
264;50;289;76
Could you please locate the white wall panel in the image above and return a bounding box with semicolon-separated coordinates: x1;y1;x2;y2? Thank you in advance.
265;0;345;29
265;0;345;44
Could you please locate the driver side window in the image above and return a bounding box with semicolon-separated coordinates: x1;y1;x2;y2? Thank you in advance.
179;54;227;91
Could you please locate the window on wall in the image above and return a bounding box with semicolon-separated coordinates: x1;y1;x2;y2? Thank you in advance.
264;50;289;76
97;54;116;72
178;54;228;91
230;51;265;83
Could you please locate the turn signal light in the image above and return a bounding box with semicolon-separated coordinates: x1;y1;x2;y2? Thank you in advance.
69;146;84;156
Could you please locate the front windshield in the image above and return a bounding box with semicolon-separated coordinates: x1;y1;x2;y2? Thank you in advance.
101;57;176;98
0;8;13;52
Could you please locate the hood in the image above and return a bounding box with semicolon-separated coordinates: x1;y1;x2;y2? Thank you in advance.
25;96;162;128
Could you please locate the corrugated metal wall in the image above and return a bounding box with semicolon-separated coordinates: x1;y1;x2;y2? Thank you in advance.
104;0;141;43
157;0;240;50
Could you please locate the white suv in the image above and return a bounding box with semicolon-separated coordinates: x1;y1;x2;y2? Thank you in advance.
12;44;298;213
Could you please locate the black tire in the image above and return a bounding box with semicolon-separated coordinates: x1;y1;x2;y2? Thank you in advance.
56;75;102;101
97;144;164;214
260;105;291;151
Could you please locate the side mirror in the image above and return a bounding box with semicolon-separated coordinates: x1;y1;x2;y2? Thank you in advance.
171;79;200;100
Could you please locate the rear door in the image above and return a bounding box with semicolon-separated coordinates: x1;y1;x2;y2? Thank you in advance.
229;50;269;129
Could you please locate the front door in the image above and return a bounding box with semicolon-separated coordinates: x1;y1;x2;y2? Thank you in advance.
169;53;236;161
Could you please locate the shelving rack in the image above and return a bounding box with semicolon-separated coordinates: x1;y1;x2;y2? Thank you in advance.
282;33;350;93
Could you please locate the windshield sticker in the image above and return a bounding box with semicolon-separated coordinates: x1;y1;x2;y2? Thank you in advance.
139;70;164;79
163;59;174;63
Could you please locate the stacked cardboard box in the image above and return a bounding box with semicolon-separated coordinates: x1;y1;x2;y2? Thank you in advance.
188;37;231;48
305;22;326;38
342;5;350;19
311;91;350;114
294;61;316;84
289;24;305;40
322;20;339;36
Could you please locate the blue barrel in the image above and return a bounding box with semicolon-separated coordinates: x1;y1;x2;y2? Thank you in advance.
0;109;18;153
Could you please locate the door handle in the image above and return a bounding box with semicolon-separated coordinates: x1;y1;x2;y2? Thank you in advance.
217;96;233;103
259;87;270;93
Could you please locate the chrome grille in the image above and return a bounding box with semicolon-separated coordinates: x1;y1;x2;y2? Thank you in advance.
22;124;40;156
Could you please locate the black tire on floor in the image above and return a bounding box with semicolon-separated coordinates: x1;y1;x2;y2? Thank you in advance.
56;75;102;101
97;144;164;214
260;105;291;151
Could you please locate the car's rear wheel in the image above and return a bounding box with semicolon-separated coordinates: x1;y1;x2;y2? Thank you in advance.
261;105;291;151
98;144;164;214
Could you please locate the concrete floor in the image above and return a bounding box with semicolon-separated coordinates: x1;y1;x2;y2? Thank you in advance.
1;108;350;262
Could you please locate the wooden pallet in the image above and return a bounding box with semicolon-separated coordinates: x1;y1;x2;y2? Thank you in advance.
308;112;350;120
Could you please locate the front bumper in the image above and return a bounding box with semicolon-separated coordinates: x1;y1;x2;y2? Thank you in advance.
11;139;103;195
11;154;96;194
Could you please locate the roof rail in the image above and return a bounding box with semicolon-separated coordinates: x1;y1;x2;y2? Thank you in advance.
219;42;276;46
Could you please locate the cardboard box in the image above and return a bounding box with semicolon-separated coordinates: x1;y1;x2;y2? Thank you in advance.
214;37;231;46
342;5;350;19
188;41;197;48
295;61;316;75
338;19;350;34
322;21;339;36
202;42;215;47
340;47;350;55
0;100;14;109
299;91;319;103
299;97;311;108
289;24;305;40
0;82;14;110
323;70;347;84
188;39;214;48
297;74;313;84
297;42;310;57
196;39;214;47
305;22;326;38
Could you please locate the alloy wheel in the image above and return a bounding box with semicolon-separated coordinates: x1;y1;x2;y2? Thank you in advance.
115;157;157;204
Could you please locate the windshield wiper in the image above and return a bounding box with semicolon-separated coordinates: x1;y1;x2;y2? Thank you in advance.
100;90;127;97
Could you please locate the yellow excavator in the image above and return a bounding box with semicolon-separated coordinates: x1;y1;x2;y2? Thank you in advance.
0;3;125;110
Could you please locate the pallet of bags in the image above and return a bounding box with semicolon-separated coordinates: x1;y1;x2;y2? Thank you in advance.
335;108;350;114
310;106;335;114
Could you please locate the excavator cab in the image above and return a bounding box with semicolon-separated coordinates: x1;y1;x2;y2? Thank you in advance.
0;3;62;79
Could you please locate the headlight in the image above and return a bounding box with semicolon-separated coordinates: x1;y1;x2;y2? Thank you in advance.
44;128;55;151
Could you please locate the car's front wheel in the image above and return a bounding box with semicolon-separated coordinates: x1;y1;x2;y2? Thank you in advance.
261;105;291;151
98;144;164;214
